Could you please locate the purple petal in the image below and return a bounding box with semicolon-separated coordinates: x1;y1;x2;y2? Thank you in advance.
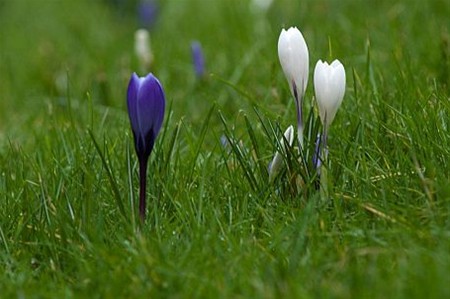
136;73;165;154
127;73;141;136
137;74;165;136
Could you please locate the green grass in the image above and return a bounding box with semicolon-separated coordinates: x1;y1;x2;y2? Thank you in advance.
1;0;449;298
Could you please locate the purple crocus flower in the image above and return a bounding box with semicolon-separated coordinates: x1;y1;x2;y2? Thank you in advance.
138;0;158;29
127;72;165;222
191;41;206;78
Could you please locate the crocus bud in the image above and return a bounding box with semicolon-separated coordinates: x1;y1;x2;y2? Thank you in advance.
134;29;153;72
313;59;346;128
278;27;309;100
268;125;294;183
191;41;206;78
278;27;309;147
127;72;165;161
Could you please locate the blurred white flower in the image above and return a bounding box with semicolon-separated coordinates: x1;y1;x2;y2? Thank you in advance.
250;0;273;12
134;29;153;72
54;70;68;95
313;59;346;128
278;27;309;147
268;125;294;183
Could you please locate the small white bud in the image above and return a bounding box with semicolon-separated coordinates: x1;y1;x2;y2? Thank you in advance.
268;125;294;183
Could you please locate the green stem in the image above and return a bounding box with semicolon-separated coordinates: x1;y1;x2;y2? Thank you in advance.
320;126;329;201
139;156;149;224
292;81;303;150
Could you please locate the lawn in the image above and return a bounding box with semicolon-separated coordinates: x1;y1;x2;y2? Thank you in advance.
0;0;449;298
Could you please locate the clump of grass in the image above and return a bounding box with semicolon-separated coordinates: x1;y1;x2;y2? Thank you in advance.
1;0;450;298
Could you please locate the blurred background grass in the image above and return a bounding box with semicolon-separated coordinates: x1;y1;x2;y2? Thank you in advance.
0;0;449;298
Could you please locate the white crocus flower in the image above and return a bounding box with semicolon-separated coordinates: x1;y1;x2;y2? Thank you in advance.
251;0;273;12
313;59;346;198
268;125;294;183
313;59;346;129
134;29;153;73
278;27;309;147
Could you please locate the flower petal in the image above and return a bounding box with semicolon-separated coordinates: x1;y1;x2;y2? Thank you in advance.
136;74;165;145
127;73;141;136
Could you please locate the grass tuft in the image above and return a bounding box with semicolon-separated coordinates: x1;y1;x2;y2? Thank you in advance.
1;0;449;298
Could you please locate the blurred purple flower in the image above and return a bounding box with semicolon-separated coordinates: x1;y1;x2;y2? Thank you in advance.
127;72;165;222
312;133;321;170
138;0;158;28
220;135;229;149
191;41;206;78
312;132;322;190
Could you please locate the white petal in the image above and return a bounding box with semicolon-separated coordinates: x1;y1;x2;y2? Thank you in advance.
330;59;341;67
268;152;282;183
283;125;294;146
268;125;294;182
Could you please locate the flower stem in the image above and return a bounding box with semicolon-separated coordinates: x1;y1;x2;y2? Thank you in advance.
313;133;322;190
320;126;329;201
292;82;303;149
139;156;149;224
